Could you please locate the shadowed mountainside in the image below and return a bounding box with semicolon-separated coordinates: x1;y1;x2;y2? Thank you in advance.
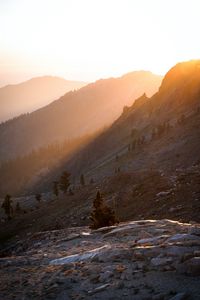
0;76;86;123
0;129;104;196
33;60;200;192
0;71;162;162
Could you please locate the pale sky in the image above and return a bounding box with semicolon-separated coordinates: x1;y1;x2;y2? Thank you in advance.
0;0;199;86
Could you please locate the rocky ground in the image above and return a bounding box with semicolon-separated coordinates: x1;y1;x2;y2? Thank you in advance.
0;219;200;299
1;162;199;246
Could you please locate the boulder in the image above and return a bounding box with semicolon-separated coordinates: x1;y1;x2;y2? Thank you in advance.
103;224;139;238
167;234;200;244
50;244;110;265
188;226;200;236
169;292;188;300
92;247;132;263
88;283;110;295
151;257;173;267
99;270;113;283
184;257;200;276
137;235;169;246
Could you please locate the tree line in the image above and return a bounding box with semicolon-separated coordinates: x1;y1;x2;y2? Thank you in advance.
1;177;118;230
0;131;98;196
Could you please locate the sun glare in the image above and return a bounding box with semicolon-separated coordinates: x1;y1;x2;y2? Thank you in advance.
0;0;199;85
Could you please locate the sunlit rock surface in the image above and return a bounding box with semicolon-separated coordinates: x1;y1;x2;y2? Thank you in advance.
0;219;200;299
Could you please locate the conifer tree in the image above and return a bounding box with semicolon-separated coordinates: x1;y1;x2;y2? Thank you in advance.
69;188;74;195
132;140;136;151
178;114;186;125
151;128;156;140
80;174;85;186
15;202;21;213
1;194;13;220
53;181;59;198
90;191;117;229
59;171;70;193
141;135;145;145
35;193;42;203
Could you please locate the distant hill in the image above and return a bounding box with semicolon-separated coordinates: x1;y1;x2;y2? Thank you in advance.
0;71;162;162
0;76;86;123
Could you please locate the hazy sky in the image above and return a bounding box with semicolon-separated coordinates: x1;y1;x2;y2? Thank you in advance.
0;0;199;86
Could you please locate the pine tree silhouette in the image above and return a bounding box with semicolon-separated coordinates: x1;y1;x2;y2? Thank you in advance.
2;194;13;220
80;174;85;186
59;171;70;193
90;191;117;229
53;181;59;198
35;193;42;203
15;202;21;213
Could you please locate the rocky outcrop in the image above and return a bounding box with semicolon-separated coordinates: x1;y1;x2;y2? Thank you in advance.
0;219;200;299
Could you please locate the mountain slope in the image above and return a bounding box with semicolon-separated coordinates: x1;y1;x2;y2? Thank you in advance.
0;76;86;123
0;61;200;248
0;71;162;162
65;60;200;177
29;60;200;196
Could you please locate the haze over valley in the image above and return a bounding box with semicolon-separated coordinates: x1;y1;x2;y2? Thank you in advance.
0;70;162;162
0;1;200;299
0;76;86;122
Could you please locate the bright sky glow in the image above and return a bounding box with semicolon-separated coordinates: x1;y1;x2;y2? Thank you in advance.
0;0;199;86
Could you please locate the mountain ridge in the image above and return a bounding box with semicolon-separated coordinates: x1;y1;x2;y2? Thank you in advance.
0;76;87;123
0;71;162;162
37;60;200;189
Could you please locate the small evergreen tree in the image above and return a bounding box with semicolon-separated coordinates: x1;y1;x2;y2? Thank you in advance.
1;194;13;220
123;106;129;114
80;174;85;186
166;121;171;132
53;181;59;198
131;128;137;137
90;191;117;229
59;171;70;193
178;114;186;125
35;193;42;203
132;140;136;151
151;128;156;140
136;137;141;146
141;135;145;145
15;202;21;213
69;188;74;195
